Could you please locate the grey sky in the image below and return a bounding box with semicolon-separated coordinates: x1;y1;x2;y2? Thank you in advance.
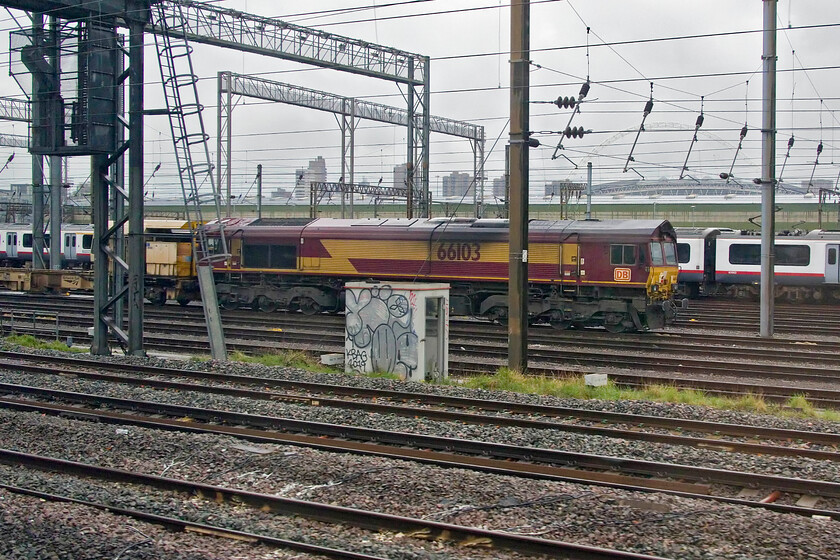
0;0;838;201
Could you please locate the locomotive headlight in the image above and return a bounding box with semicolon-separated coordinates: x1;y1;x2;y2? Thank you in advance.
651;284;659;292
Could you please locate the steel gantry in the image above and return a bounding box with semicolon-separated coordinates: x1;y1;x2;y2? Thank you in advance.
217;71;485;218
149;0;432;216
309;181;426;218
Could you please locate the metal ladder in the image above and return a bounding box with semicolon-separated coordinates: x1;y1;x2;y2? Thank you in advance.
151;2;228;360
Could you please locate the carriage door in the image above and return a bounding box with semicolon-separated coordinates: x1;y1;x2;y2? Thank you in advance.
6;233;16;258
827;245;840;284
64;234;77;260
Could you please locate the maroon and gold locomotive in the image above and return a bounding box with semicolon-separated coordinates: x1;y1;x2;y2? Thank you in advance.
205;216;680;332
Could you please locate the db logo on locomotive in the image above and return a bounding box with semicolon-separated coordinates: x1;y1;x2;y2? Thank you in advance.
613;268;632;282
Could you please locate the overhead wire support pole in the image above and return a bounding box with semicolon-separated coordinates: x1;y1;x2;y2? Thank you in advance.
127;19;146;356
760;0;777;339
29;12;45;270
48;16;62;270
509;0;530;373
623;83;654;173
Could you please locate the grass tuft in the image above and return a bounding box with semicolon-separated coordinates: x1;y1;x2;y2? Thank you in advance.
228;349;338;372
461;369;840;423
5;334;86;353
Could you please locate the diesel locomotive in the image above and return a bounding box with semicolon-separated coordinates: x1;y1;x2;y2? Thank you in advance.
205;216;681;332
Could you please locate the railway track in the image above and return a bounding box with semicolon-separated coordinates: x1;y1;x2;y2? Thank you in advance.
3;354;840;521
3;448;648;560
3;350;840;457
3;294;840;407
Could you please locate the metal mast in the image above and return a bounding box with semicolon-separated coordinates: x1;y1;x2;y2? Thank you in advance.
760;0;777;337
509;0;530;372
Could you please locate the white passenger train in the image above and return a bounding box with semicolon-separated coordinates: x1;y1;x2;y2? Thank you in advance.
676;227;840;301
0;225;94;268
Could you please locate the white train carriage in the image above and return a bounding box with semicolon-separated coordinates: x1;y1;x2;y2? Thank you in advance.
0;225;93;267
676;227;840;301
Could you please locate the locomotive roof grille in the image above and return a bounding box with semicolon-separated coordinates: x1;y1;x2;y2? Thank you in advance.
251;218;315;226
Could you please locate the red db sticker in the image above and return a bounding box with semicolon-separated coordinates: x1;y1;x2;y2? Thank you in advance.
614;268;631;282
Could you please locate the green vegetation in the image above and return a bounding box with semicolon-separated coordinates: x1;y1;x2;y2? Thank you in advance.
228;349;339;372
460;368;840;422
4;334;86;353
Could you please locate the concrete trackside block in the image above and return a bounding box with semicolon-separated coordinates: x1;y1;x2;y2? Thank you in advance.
584;373;608;387
320;353;345;366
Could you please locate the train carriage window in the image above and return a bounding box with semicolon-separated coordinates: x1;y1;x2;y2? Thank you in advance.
22;233;32;248
82;235;92;250
830;248;837;266
677;243;691;264
649;242;664;266
610;244;636;265
729;244;760;265
730;243;810;266
776;245;810;266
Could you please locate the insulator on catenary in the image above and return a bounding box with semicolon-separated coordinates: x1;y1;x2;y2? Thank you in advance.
579;81;591;99
695;114;704;128
787;136;795;149
555;95;576;109
564;126;585;138
643;99;654;116
817;142;823;155
740;125;748;140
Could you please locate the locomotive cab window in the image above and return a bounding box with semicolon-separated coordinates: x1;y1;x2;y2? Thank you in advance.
676;243;691;264
663;241;678;265
649;242;664;266
610;244;636;265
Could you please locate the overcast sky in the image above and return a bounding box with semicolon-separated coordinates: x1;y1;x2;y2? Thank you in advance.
0;0;838;203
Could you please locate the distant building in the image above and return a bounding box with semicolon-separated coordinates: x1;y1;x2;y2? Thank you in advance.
441;171;473;199
393;163;407;190
294;156;327;200
10;183;31;198
489;175;506;200
268;187;295;200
